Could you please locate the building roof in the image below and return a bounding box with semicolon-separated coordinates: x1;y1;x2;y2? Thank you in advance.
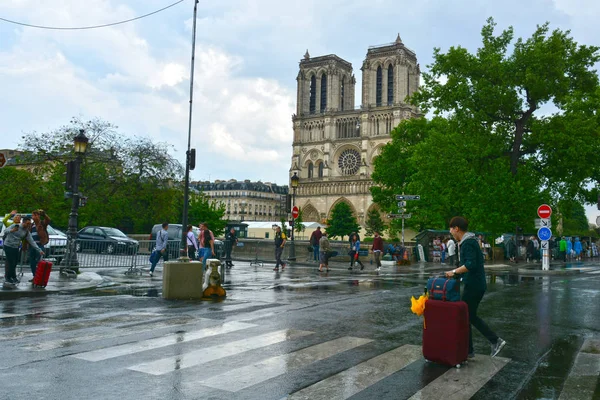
245;221;325;229
193;179;289;194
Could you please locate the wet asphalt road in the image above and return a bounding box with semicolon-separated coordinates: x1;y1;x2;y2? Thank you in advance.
1;260;599;400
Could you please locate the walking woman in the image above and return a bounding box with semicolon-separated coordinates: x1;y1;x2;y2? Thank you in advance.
186;225;198;260
348;233;365;271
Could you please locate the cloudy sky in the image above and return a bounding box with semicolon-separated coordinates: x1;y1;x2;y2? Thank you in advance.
1;0;599;222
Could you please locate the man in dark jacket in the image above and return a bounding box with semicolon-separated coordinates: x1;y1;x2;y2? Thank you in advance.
224;228;237;268
309;227;323;262
445;216;506;359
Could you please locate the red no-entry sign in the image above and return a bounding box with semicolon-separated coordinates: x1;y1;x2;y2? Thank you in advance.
0;153;5;168
537;204;552;219
292;206;299;219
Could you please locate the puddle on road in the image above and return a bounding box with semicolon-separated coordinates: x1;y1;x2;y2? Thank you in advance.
81;285;160;298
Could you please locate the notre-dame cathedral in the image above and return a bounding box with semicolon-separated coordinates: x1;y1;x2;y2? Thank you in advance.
290;35;421;227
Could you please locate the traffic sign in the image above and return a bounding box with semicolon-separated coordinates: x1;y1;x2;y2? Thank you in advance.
397;201;406;208
0;153;5;168
537;226;552;241
396;195;420;201
541;241;549;249
535;218;551;228
387;213;411;219
537;204;552;219
292;206;299;219
596;215;600;226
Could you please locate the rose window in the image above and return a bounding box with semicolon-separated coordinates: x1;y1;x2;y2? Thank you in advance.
338;149;360;175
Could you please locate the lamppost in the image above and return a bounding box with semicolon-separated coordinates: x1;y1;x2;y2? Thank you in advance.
289;172;299;261
62;129;89;273
180;0;199;257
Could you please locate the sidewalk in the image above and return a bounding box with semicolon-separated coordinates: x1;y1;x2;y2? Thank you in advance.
0;270;104;299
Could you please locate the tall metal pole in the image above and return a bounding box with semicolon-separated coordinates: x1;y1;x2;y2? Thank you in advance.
289;188;296;261
64;154;82;269
180;0;199;256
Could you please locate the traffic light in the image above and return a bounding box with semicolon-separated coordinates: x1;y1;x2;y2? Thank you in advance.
64;161;76;191
285;194;292;213
597;192;600;210
188;148;196;171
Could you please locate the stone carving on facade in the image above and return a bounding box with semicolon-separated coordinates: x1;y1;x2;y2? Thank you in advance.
310;150;318;160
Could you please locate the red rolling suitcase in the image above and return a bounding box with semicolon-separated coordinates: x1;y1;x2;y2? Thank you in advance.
33;260;53;288
423;299;469;367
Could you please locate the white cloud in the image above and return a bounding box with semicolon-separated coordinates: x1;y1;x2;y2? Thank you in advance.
1;0;599;201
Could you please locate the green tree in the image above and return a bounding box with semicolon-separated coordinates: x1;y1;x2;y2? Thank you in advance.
294;208;305;237
365;208;386;236
325;202;360;240
412;18;600;203
186;192;227;237
372;18;600;233
12;117;185;233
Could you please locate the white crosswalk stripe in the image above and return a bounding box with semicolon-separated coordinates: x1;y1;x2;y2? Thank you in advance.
288;344;422;399
128;329;314;375
199;336;373;392
559;338;600;400
72;320;256;362
408;355;510;400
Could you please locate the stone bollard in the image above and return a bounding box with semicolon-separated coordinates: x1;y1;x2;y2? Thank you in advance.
202;259;226;299
162;260;204;300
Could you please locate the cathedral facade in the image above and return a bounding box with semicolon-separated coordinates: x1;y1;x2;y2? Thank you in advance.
290;35;421;226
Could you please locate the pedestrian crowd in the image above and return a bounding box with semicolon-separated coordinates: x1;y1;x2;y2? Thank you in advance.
149;221;237;277
1;209;49;286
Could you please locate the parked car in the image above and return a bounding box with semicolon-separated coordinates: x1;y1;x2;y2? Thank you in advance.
149;223;224;259
77;226;139;255
0;216;67;263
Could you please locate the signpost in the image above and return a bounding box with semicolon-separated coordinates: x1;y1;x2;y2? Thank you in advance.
0;152;5;168
387;214;411;219
536;204;553;271
394;194;420;247
292;206;299;219
396;195;420;200
537;204;552;219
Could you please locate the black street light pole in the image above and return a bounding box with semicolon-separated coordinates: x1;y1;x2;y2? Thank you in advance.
180;0;199;257
62;129;89;272
289;172;299;261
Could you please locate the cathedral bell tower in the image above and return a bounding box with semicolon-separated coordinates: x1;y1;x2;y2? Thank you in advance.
290;36;421;227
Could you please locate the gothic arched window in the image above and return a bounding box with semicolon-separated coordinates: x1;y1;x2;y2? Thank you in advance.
387;65;394;105
320;74;327;111
340;76;345;111
308;162;314;178
376;66;382;106
309;75;316;114
318;162;324;178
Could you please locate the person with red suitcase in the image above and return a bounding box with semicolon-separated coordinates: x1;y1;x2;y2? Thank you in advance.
445;216;506;359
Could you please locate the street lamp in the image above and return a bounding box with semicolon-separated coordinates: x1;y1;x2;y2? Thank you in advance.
289;172;300;261
62;129;89;273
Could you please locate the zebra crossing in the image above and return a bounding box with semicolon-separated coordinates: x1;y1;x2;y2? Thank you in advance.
0;297;516;399
5;296;598;400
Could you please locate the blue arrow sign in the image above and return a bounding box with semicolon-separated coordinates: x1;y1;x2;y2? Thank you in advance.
537;226;552;241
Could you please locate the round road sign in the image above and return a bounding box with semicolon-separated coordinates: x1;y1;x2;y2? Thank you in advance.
537;204;552;219
538;226;552;241
0;153;5;168
292;206;299;219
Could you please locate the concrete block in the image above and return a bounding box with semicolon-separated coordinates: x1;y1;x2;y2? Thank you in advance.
162;261;204;300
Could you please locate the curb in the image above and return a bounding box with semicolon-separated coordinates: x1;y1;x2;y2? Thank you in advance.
0;272;104;300
517;268;581;276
